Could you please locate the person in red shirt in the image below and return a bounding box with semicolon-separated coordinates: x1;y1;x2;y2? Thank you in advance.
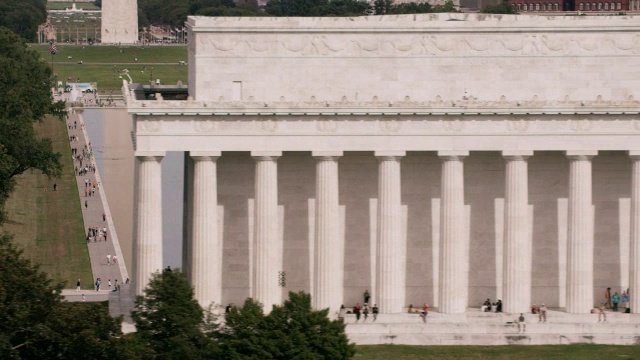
353;303;362;322
420;303;429;323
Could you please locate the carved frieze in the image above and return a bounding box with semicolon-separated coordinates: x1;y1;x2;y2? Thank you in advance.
196;33;640;58
135;115;640;140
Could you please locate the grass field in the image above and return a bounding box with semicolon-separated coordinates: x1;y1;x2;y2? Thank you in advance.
30;45;188;92
0;116;93;289
355;344;640;359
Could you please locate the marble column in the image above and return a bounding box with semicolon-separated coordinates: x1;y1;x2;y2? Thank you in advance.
439;151;469;314
629;151;640;314
190;152;221;307
566;151;597;313
313;151;343;313
502;151;533;314
375;151;405;313
252;151;282;311
134;151;165;296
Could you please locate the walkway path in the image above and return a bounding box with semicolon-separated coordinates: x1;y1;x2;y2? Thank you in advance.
63;101;129;301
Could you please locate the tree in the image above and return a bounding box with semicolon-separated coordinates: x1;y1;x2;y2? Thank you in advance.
130;269;219;359
374;0;393;14
0;0;47;41
219;292;356;360
481;1;518;13
0;28;65;224
0;234;125;359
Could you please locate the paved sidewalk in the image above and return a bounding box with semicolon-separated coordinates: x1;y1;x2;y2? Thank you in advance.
63;105;129;298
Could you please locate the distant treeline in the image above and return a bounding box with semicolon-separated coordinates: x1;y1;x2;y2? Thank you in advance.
138;0;456;28
0;0;47;41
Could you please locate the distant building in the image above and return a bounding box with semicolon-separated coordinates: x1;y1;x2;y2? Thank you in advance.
509;0;633;11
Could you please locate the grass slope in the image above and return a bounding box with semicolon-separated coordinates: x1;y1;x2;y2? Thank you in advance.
30;45;188;92
355;344;640;359
0;116;92;289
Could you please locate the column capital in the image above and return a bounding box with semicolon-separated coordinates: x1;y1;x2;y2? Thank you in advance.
135;151;166;161
629;151;640;160
375;150;405;160
438;150;468;161
190;151;221;161
566;150;597;161
312;151;343;161
502;150;534;161
251;151;282;161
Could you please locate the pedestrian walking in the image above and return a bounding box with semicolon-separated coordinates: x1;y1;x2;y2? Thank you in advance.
76;279;81;291
82;294;86;302
112;255;117;264
372;304;379;321
102;212;106;222
539;304;548;323
108;279;112;289
53;183;57;191
84;200;88;208
107;254;112;265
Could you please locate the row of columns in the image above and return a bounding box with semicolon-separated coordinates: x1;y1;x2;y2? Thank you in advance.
134;150;640;314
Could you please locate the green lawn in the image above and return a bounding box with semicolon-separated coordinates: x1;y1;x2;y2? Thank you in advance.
0;116;92;289
31;44;187;64
47;2;100;10
355;344;640;359
30;45;188;92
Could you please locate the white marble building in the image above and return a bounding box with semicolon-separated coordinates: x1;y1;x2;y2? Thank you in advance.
125;14;640;316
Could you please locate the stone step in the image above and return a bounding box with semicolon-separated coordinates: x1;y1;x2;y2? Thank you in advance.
346;322;640;335
342;311;638;324
346;331;640;346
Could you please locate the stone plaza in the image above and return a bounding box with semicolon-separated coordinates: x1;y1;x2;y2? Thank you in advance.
125;14;640;344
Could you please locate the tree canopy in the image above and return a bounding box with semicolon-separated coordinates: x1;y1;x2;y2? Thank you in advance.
139;0;458;27
130;269;219;359
0;233;126;359
0;0;47;41
0;28;64;224
480;2;518;13
219;292;356;360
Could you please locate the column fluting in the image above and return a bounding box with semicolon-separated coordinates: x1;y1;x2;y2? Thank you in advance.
190;152;221;307
566;151;596;313
252;152;282;311
439;151;468;314
134;152;165;296
375;151;405;313
629;152;640;313
313;152;343;313
502;152;533;314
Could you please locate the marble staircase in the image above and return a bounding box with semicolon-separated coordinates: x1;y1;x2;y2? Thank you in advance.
344;310;640;345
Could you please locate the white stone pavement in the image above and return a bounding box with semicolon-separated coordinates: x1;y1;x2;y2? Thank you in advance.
62;101;129;300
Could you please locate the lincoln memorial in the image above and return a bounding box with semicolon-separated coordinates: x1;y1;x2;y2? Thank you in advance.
124;14;640;321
